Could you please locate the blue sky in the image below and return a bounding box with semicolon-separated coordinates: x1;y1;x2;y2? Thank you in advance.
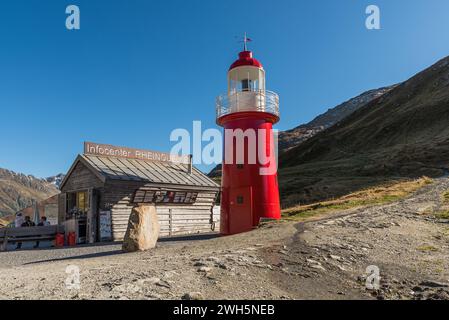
1;0;449;177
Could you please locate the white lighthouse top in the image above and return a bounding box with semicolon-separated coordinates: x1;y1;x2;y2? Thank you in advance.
216;46;279;123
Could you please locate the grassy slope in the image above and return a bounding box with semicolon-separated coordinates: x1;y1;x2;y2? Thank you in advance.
282;177;433;221
434;190;449;219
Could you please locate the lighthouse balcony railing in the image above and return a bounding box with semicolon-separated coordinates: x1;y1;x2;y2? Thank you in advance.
216;90;279;119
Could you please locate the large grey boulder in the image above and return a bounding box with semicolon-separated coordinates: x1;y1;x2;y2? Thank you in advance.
122;205;159;252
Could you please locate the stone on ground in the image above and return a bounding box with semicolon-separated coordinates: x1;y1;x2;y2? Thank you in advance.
122;205;159;252
182;292;204;300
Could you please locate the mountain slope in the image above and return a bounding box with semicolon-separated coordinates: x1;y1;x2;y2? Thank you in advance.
208;85;395;179
0;168;60;217
279;85;395;151
279;56;449;207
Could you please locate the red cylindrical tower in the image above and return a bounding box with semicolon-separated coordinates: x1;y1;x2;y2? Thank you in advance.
216;48;281;235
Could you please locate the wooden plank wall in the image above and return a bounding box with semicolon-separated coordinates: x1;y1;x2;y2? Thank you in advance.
101;181;219;241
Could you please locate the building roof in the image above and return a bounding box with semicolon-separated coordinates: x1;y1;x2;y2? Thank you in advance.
229;51;263;71
60;154;220;190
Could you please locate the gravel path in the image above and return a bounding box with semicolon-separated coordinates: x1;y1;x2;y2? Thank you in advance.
1;177;448;300
0;234;218;269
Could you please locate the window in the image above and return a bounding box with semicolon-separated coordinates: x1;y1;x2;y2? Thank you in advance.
144;191;155;203
241;79;252;91
237;195;244;204
133;190;198;204
154;191;167;203
185;192;198;203
66;191;88;217
174;192;186;203
77;192;87;213
133;190;145;203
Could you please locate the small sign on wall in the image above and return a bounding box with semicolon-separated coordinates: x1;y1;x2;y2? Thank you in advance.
99;210;112;241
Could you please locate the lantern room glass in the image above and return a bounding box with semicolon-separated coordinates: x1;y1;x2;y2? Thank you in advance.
228;66;265;95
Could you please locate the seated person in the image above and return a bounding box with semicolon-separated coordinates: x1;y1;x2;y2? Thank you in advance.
34;216;50;248
16;216;35;249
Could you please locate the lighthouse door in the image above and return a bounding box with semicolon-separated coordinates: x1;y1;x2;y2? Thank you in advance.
229;186;253;234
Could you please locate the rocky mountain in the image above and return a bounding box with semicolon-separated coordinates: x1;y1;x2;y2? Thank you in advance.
208;85;395;179
45;173;65;189
0;168;60;218
279;55;449;207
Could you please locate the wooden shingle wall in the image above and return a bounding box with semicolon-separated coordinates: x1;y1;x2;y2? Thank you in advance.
102;180;219;240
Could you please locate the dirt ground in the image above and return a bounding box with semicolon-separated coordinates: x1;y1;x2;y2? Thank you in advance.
1;177;448;300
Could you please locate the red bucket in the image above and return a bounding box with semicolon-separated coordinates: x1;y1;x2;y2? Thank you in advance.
55;233;65;247
68;232;76;246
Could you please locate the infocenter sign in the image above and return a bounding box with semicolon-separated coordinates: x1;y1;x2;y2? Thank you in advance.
83;142;191;164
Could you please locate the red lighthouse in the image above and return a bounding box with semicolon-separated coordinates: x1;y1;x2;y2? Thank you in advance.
216;38;281;235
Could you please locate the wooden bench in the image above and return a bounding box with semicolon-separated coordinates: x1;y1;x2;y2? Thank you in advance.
0;225;64;251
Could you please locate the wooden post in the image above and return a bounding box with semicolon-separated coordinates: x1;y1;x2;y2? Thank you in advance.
87;188;98;244
58;193;67;225
1;228;9;252
169;208;173;236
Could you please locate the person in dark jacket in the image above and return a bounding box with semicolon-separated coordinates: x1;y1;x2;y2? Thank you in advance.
21;216;35;227
34;216;50;248
16;216;35;249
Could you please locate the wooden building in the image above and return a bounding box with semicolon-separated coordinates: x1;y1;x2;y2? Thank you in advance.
59;142;220;243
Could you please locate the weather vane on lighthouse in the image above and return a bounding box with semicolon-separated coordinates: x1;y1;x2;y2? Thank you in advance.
239;32;252;51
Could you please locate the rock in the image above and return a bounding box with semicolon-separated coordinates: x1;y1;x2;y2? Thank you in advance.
163;271;179;278
122;205;160;252
274;262;284;267
329;254;341;261
155;280;171;288
426;289;449;300
412;286;424;292
376;293;385;300
310;264;326;271
206;256;221;263
336;264;348;272
216;262;228;270
112;283;142;294
306;258;320;265
198;266;212;273
182;292;204;300
137;277;161;285
419;280;449;288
